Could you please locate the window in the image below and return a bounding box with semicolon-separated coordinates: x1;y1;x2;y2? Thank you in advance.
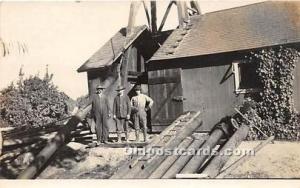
232;60;262;94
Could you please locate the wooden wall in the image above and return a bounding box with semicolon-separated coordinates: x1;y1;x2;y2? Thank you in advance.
86;45;141;132
148;68;183;132
87;62;119;132
181;64;244;132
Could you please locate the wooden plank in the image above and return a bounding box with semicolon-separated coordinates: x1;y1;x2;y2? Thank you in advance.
150;1;157;33
176;1;185;28
148;136;193;178
110;112;194;179
176;173;208;179
162;133;208;179
124;113;202;179
127;2;142;34
142;1;151;28
158;1;175;32
190;1;201;15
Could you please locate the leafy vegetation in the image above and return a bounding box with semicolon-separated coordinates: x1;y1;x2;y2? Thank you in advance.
0;68;73;128
243;46;300;140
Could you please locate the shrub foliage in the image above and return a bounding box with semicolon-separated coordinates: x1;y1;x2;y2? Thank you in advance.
244;47;300;140
0;73;71;128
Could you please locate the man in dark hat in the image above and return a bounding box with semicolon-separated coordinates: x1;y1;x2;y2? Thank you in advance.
91;85;110;144
131;85;153;142
113;85;131;143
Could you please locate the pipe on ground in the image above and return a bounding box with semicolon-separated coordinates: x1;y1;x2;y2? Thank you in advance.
179;122;230;174
17;105;91;179
201;124;250;178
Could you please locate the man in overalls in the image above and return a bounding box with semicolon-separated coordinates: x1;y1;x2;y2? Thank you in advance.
92;85;110;144
131;85;153;142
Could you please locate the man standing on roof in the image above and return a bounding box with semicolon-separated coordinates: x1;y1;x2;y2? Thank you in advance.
91;85;111;145
113;85;131;143
131;85;153;142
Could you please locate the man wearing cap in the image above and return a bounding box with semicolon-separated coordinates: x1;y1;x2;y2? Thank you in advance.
131;85;153;142
113;85;131;143
91;85;110;144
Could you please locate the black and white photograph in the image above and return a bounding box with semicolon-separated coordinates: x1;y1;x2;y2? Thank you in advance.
0;0;300;182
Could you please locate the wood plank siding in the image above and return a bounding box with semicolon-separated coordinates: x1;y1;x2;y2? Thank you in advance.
148;68;184;132
181;65;244;132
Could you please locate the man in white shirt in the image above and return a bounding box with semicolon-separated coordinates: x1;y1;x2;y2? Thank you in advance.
131;85;153;142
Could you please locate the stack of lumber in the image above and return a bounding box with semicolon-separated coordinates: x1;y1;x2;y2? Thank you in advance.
110;110;268;179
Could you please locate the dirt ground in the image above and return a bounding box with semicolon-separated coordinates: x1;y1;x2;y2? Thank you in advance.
37;139;300;179
38;131;150;179
223;141;300;178
38;142;128;179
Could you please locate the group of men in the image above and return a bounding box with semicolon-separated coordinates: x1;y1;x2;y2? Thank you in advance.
91;84;153;144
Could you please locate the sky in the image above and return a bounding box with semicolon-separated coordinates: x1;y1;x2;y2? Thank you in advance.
0;0;265;99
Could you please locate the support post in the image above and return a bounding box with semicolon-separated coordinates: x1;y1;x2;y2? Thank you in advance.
158;1;175;32
150;1;157;33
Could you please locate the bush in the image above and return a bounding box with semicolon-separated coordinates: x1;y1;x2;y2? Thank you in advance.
243;46;300;140
0;73;73;128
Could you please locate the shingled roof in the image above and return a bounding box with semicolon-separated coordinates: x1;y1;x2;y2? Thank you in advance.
77;25;148;72
150;1;300;62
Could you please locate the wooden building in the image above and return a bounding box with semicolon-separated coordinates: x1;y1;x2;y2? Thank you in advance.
147;1;300;132
78;1;300;133
77;25;160;132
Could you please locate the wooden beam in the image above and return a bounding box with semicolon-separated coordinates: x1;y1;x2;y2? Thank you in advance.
120;1;141;88
176;173;208;179
162;134;208;178
182;1;189;21
127;2;142;34
158;1;175;32
176;1;185;28
142;1;151;29
110;112;195;179
190;1;201;15
125;114;203;178
148;136;194;178
150;1;157;33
